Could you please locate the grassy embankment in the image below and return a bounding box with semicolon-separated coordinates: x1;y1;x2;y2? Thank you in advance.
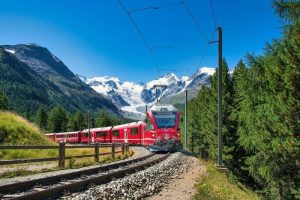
194;160;261;200
0;111;133;178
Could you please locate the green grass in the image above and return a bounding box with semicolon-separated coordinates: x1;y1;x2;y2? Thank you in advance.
0;168;56;179
0;150;134;179
0;111;58;159
194;160;261;200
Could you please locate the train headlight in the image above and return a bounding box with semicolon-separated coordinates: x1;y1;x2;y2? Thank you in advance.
152;133;155;137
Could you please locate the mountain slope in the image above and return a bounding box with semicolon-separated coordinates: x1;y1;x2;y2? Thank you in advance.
0;44;119;116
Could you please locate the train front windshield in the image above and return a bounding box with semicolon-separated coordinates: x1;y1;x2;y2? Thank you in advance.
153;112;177;128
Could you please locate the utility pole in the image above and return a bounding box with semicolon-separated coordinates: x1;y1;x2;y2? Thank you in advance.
184;90;187;149
144;104;147;145
153;85;167;103
145;104;148;116
217;27;223;167
88;110;90;145
209;27;224;167
156;88;158;103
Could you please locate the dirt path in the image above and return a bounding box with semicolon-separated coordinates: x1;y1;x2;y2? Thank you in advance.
147;154;206;200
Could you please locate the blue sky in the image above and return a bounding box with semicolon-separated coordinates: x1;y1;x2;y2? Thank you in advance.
0;0;282;82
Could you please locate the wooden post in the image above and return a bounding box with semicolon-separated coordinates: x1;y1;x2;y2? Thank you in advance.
95;142;99;162
122;143;125;155
58;142;65;168
112;143;115;159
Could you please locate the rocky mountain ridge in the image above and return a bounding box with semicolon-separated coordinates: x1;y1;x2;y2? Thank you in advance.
80;67;215;119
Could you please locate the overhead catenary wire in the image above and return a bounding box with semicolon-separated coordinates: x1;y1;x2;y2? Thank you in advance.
180;0;209;42
129;2;180;14
185;28;217;74
157;68;177;72
209;0;218;29
183;0;220;74
116;0;219;77
116;0;160;74
149;41;203;50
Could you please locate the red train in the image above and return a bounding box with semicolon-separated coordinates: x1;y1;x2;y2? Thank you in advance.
46;104;181;151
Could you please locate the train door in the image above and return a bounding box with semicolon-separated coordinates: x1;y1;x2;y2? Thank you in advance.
124;129;128;143
91;132;94;143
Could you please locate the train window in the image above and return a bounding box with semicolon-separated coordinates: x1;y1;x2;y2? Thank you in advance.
112;130;120;137
147;118;154;130
153;112;176;128
96;131;107;137
84;133;89;137
130;128;138;135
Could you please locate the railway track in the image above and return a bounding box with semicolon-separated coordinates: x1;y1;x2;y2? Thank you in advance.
0;153;169;200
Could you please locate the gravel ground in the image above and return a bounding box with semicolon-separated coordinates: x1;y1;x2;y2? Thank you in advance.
0;147;149;186
63;152;190;200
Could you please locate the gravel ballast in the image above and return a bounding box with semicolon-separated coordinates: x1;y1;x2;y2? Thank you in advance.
64;152;190;200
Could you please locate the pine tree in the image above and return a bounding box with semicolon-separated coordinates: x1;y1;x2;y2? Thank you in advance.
235;2;300;199
34;107;48;131
0;90;9;110
95;111;112;127
47;106;68;132
273;0;300;22
74;111;85;130
67;114;78;131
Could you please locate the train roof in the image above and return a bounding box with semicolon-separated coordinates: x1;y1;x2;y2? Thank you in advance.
82;126;112;132
112;121;144;130
46;131;81;135
150;104;177;112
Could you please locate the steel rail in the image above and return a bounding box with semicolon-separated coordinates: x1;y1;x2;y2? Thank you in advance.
3;153;169;200
0;153;154;195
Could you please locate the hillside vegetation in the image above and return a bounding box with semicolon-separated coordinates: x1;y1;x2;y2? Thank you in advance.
0;111;57;160
0;111;53;145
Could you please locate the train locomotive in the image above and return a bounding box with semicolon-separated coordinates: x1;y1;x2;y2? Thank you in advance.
46;104;181;152
145;104;181;151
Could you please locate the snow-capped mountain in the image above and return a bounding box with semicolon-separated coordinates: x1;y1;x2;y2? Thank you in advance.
81;67;215;119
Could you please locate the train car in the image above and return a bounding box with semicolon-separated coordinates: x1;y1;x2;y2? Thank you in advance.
111;121;146;144
144;104;181;151
45;103;181;152
45;133;56;142
54;131;81;143
81;127;112;143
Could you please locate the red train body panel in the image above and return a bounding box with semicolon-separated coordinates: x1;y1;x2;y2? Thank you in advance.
111;121;145;144
81;127;112;143
45;104;181;151
46;131;81;143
